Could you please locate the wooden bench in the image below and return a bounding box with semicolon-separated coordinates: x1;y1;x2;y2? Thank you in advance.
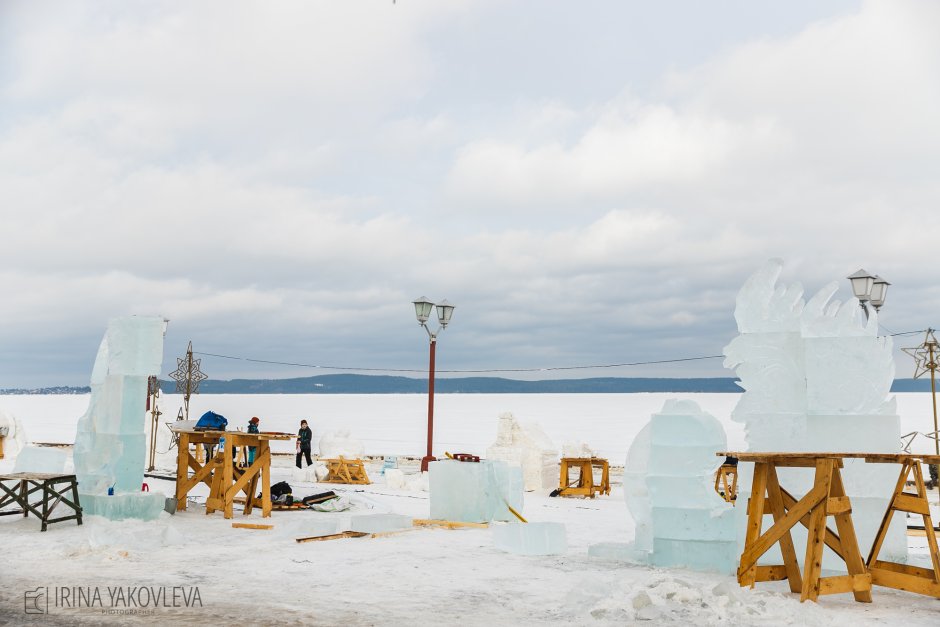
558;457;610;498
0;472;83;532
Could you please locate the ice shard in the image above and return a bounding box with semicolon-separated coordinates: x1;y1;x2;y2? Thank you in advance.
492;522;566;556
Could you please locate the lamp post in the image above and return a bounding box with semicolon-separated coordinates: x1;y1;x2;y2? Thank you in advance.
412;296;456;472
847;269;889;320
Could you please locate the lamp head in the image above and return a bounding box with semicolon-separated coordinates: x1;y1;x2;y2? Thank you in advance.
870;276;890;310
412;297;434;325
847;269;875;302
436;299;455;328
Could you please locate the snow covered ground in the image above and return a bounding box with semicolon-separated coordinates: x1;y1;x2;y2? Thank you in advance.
2;393;940;625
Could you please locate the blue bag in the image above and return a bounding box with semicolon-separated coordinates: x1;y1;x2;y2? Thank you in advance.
195;411;228;431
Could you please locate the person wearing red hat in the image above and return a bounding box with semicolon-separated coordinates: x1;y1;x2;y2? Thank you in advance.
246;416;260;465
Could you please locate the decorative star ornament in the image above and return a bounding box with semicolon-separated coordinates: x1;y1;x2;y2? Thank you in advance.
901;329;939;379
169;341;208;394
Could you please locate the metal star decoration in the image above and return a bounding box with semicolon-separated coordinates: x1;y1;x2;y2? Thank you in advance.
901;329;939;379
168;341;207;421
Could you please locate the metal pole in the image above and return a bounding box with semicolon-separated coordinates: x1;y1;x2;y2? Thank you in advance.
422;337;437;472
928;337;940;502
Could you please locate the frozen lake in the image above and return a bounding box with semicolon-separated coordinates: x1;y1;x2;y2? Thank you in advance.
3;392;939;461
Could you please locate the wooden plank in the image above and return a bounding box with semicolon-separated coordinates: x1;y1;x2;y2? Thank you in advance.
800;458;833;603
872;559;938;579
296;531;368;543
754;565;788;582
739;481;827;578
261;441;272;518
870;567;940;598
829;466;872;603
910;462;940;579
412;519;489;529
765;466;801;593
893;493;930;515
818;574;872;596
867;461;913;566
738;462;769;586
232;523;273;530
826;496;851;516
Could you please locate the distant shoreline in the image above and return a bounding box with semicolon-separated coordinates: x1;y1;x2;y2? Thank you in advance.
1;375;934;395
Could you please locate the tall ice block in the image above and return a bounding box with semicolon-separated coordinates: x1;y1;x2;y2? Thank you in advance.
624;399;736;574
429;459;523;523
73;316;168;520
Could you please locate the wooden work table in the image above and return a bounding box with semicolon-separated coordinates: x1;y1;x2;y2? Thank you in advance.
173;429;293;519
719;451;940;603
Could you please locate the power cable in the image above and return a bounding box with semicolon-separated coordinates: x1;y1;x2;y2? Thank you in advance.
191;328;928;376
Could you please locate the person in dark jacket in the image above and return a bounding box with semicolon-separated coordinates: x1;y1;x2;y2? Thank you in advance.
296;419;313;468
245;416;260;465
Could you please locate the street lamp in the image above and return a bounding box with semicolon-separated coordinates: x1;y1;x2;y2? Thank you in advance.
412;296;456;472
847;269;889;320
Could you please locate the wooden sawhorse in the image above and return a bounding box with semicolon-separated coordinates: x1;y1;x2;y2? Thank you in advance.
0;472;83;531
724;452;872;603
173;429;293;518
321;457;371;485
558;457;610;498
866;454;940;598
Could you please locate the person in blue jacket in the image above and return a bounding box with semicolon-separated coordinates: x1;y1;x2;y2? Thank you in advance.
296;419;313;468
246;416;260;465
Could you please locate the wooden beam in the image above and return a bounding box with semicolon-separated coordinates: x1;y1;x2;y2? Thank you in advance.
296;531;369;543
232;523;273;530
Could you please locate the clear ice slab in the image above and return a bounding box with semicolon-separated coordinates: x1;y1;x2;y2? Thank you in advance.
349;514;413;534
492;522;566;556
80;492;166;521
13;446;67;474
429;460;523;523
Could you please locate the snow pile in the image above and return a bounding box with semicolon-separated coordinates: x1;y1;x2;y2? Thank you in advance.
485;411;559;490
384;468;429;491
319;429;365;459
569;575;832;625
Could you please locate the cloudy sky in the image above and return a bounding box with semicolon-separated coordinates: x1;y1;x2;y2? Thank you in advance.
2;0;939;388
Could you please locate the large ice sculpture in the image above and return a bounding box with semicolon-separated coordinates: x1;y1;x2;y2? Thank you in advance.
623;400;736;574
485;412;559;491
73;316;167;520
319;430;364;459
723;259;905;565
429;459;523;523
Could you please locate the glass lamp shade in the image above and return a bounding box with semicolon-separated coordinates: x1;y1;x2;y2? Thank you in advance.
870;276;890;309
847;269;875;301
436;299;455;327
413;297;434;324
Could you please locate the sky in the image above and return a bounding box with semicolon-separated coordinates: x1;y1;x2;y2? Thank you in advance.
1;0;939;388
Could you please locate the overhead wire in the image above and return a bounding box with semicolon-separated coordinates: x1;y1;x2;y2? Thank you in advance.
192;328;928;375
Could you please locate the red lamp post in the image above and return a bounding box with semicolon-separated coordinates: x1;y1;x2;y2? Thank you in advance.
413;297;455;472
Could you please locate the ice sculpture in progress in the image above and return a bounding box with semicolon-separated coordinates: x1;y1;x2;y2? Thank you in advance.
623;399;736;573
485;412;559;491
723;259;905;564
73;316;167;520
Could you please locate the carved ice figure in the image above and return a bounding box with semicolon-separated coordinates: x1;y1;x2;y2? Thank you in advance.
485;412;559;491
73;316;167;520
623;400;736;574
724;260;905;566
